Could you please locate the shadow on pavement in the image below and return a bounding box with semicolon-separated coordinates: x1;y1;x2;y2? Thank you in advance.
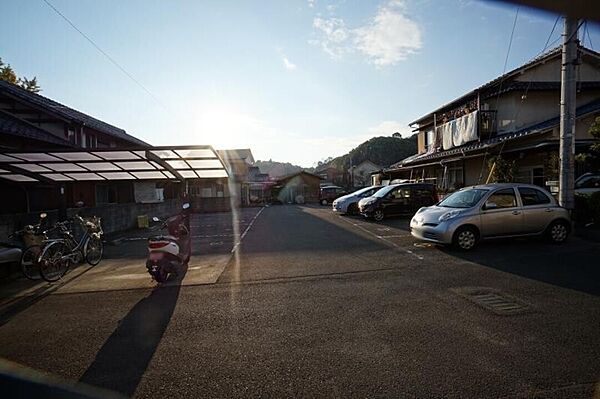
79;264;187;396
441;237;600;296
319;206;600;297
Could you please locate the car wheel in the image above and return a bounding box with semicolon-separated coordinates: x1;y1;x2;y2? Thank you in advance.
546;220;570;244
452;226;478;251
320;199;328;206
347;203;358;215
373;209;385;222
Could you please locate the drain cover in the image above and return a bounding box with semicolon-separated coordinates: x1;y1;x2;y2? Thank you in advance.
451;287;532;315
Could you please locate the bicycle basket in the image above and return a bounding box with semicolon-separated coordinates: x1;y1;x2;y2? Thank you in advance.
84;217;103;235
22;230;45;247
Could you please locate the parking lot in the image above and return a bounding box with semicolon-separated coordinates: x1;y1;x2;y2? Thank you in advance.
0;204;599;398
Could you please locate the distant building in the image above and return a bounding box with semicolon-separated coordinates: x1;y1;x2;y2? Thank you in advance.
274;171;323;204
349;160;380;188
315;165;345;186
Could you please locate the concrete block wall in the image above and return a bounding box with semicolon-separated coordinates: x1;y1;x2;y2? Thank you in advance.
0;200;183;239
66;199;183;235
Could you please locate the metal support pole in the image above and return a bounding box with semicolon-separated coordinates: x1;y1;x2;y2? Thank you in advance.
559;16;579;210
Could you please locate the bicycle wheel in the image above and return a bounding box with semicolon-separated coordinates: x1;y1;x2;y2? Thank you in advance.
39;241;71;282
84;236;103;266
21;245;43;280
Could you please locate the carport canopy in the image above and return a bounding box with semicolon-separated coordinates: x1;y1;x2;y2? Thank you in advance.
0;145;229;183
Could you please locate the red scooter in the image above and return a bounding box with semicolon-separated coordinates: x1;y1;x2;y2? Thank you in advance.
146;203;191;283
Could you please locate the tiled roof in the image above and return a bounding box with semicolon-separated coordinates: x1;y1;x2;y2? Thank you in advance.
389;98;600;170
0;80;148;146
277;170;324;182
0;109;73;147
410;45;600;125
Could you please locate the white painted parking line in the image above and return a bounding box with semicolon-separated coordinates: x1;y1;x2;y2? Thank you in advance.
338;216;424;260
231;206;265;253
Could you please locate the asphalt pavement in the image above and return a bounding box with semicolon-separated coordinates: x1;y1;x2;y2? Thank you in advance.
0;204;599;398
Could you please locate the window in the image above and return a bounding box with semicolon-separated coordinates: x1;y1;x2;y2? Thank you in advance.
425;129;435;152
390;188;410;199
415;188;433;199
515;166;545;187
487;188;517;208
96;185;117;204
518;187;550;206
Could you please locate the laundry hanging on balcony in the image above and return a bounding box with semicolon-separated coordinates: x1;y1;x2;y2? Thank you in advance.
438;110;479;150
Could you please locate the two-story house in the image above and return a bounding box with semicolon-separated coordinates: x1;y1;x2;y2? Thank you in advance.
0;80;152;213
380;45;600;191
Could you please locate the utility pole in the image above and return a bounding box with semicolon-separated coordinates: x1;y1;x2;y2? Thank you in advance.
558;16;579;210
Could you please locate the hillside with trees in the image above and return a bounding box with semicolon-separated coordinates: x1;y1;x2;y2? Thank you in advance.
323;134;417;171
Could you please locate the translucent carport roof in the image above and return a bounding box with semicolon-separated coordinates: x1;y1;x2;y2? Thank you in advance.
0;146;229;183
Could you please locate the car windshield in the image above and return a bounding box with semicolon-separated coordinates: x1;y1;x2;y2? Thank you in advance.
373;185;398;198
354;186;378;196
438;188;488;208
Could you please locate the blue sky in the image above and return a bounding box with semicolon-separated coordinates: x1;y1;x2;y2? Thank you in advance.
1;0;599;166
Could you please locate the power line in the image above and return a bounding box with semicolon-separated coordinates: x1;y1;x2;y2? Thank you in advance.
41;0;167;109
478;6;520;184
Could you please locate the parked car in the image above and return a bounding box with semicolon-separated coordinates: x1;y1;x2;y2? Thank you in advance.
332;185;382;214
575;172;600;196
319;186;346;205
359;183;438;221
410;183;571;251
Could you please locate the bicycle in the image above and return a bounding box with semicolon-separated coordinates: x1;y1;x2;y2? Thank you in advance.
38;215;103;282
8;213;52;280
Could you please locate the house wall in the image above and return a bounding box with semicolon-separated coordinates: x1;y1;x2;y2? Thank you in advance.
515;56;600;83
276;174;321;203
483;89;600;135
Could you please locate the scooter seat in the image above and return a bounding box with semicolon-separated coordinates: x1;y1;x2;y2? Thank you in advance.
149;235;178;242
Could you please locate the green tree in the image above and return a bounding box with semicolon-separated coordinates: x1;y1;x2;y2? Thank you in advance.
0;57;41;93
487;155;518;183
575;116;600;169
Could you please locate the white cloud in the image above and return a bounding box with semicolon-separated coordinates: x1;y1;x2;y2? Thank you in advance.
282;56;297;70
312;17;350;58
354;1;422;66
311;0;422;67
308;0;315;8
367;120;412;137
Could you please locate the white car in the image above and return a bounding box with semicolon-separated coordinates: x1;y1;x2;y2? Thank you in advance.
332;186;382;215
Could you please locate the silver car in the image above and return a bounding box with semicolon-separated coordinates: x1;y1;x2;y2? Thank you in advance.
332;185;382;214
410;183;571;250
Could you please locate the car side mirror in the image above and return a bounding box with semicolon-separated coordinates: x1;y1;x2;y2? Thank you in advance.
484;201;498;210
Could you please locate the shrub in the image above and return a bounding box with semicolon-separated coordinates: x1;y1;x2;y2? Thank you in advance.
588;191;600;224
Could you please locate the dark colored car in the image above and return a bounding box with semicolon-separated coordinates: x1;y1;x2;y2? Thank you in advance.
358;183;438;221
319;186;346;205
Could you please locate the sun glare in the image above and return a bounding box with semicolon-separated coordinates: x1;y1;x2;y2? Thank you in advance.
194;105;261;149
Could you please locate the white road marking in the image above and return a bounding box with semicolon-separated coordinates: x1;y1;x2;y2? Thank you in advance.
231;207;265;253
337;215;424;260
